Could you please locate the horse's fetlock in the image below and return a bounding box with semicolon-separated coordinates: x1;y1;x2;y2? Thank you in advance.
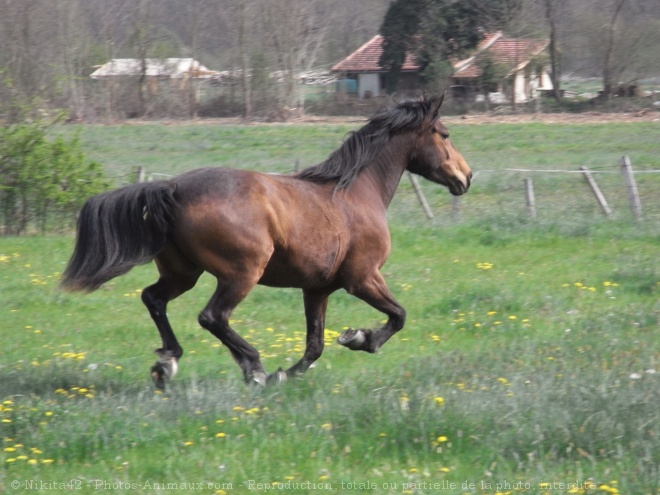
198;312;212;329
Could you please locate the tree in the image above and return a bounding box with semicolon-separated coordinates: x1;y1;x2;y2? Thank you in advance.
474;54;509;109
574;0;660;100
261;0;329;112
601;0;627;100
378;0;425;93
0;120;107;234
379;0;523;93
541;0;566;100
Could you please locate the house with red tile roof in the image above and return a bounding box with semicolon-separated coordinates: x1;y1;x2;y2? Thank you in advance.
331;32;551;102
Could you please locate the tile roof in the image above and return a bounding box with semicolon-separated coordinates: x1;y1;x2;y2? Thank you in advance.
453;33;549;79
331;32;548;78
331;35;420;73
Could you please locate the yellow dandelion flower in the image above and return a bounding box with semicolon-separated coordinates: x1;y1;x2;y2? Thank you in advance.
433;397;445;406
41;459;54;464
183;441;194;447
436;436;448;443
215;432;226;438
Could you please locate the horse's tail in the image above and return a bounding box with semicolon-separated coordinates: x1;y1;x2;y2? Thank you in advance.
60;181;178;292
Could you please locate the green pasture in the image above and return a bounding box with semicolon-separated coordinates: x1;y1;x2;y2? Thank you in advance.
1;120;659;494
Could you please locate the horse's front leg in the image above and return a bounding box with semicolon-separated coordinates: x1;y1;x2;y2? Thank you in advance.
338;271;406;353
283;290;330;380
198;282;268;386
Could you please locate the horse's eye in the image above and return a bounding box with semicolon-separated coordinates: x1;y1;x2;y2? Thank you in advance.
440;131;449;139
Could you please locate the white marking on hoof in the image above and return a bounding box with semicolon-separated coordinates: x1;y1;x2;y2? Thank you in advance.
337;329;366;350
168;358;179;379
265;369;287;386
157;354;179;380
251;372;267;387
274;370;287;384
152;351;180;388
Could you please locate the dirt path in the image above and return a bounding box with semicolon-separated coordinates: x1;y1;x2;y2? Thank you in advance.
114;110;660;127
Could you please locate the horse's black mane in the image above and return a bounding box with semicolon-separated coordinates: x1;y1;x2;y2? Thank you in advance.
297;97;438;189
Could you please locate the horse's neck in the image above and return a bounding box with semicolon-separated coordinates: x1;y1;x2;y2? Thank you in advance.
356;134;410;208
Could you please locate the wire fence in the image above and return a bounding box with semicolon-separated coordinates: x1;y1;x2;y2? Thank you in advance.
134;157;660;230
392;157;660;228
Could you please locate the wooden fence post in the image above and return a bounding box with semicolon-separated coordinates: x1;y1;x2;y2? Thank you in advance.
136;166;146;183
524;178;536;219
620;155;642;220
407;172;434;220
580;166;612;217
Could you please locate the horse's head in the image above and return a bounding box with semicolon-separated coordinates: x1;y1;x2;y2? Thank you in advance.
408;94;472;196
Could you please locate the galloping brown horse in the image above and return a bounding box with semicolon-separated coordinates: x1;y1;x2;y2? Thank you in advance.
61;94;471;387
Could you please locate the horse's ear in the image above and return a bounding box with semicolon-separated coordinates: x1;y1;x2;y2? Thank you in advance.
430;93;445;119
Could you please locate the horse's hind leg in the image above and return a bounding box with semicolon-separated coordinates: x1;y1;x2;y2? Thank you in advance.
338;271;406;353
142;251;202;388
198;282;268;385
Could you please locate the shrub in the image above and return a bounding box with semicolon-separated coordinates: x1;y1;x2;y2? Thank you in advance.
0;121;108;234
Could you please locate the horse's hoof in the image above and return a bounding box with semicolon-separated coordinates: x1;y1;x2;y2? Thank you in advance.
151;361;176;390
151;369;166;389
337;329;366;350
251;372;267;387
151;351;179;389
267;369;287;386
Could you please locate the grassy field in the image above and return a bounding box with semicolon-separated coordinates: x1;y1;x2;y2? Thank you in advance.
1;120;659;494
58;119;660;228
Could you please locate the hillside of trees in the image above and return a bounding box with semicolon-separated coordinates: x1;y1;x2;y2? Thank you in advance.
1;0;659;121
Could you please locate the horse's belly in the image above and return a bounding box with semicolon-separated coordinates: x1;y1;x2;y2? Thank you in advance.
258;243;342;289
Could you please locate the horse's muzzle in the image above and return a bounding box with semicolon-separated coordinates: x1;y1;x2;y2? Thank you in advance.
449;172;472;196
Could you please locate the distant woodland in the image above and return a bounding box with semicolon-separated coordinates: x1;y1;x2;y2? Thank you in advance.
1;0;659;120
